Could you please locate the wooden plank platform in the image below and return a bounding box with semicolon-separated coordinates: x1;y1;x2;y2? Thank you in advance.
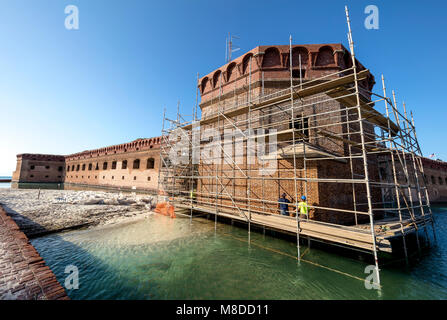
326;87;399;134
174;202;401;253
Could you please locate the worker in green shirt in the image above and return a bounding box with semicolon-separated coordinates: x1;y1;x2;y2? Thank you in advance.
298;196;308;219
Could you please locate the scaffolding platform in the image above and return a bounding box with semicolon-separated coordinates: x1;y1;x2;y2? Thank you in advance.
174;202;431;254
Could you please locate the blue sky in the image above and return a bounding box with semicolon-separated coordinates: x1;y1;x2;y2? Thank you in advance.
0;0;446;175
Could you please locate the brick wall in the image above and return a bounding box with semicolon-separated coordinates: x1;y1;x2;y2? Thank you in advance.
12;137;162;193
12;154;65;184
422;157;447;202
192;43;380;225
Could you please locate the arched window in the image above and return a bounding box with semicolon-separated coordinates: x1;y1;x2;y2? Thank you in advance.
67;166;70;172
242;54;253;74
431;176;436;184
72;165;75;171
201;77;208;93
315;46;335;66
262;47;281;68
213;70;222;88
76;164;80;171
133;159;140;169
95;163;99;170
82;164;86;171
112;161;117;170
122;160;128;170
147;158;155;169
103;162;108;170
439;177;444;185
227;63;237;82
88;163;92;171
291;47;308;67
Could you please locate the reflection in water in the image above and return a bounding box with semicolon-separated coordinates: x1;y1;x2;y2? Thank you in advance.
32;207;447;300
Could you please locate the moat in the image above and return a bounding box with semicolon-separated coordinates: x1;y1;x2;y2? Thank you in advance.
30;205;447;300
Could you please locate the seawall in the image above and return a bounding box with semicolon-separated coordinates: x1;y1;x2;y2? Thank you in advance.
0;206;68;300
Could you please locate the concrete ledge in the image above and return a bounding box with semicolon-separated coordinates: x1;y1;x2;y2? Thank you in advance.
0;206;69;300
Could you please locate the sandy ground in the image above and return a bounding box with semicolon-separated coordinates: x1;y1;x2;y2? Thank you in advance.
0;189;156;238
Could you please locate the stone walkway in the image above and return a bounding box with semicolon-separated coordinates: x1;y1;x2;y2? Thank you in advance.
0;207;68;300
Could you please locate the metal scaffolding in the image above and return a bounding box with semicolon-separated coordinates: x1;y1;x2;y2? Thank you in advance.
157;7;436;287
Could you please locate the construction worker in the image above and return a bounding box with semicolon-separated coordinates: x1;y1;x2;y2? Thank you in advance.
278;193;291;216
189;189;196;203
298;196;308;219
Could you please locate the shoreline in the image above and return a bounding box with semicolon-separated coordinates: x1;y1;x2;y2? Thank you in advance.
0;206;68;300
0;188;158;300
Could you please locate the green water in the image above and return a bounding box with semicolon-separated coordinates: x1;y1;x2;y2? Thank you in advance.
31;206;447;300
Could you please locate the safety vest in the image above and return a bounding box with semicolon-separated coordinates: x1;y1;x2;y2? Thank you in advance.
298;201;308;215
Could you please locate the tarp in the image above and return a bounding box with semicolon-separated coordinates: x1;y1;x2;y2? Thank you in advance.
154;202;176;219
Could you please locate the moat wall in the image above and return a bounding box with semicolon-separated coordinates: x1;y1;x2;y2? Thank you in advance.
0;206;68;300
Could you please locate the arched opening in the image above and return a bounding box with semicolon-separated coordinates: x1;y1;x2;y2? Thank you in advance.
122;160;128;170
242;54;253;74
439;177;444;185
133;159;140;169
291;47;308;67
201;77;209;93
213;70;222;88
227;62;237;82
112;161;117;170
431;176;436;184
315;46;335;66
103;162;108;170
88;163;92;171
262;47;281;68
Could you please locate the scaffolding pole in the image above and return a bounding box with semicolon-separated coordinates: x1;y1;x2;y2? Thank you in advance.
156;7;437;288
